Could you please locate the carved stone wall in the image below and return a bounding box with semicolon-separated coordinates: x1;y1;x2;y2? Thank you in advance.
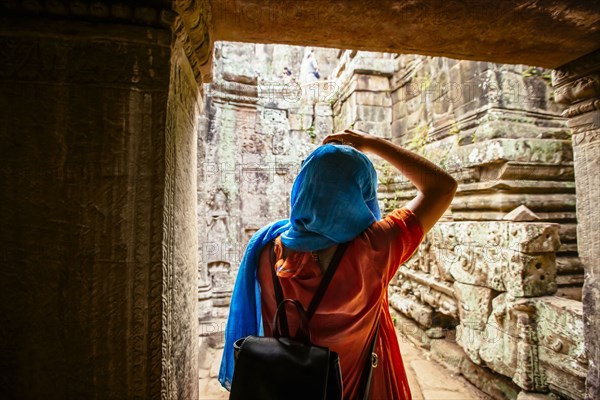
162;36;203;400
197;42;339;338
0;18;166;399
0;16;201;399
553;48;600;400
199;45;588;398
328;51;586;399
386;55;582;301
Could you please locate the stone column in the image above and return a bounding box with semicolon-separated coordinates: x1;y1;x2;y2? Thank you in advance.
553;49;600;399
0;14;201;399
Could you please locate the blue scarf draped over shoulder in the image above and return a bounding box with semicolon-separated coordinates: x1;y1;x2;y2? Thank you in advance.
218;144;381;390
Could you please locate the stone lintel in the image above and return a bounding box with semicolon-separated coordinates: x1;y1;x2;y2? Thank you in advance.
209;0;600;68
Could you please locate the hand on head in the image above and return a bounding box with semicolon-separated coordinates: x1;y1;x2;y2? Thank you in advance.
323;129;375;152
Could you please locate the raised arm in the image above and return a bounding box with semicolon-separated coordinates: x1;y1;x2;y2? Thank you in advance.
323;129;457;234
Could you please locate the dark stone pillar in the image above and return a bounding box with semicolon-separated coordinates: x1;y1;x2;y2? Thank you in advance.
553;49;600;399
0;15;201;399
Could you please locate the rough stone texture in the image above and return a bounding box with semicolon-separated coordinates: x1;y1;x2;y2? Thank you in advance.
479;294;546;392
408;221;560;297
535;297;587;400
430;339;521;400
517;392;559;400
454;282;497;364
381;50;586;398
0;18;198;399
331;52;394;138
198;42;340;321
553;48;600;400
503;205;541;222
163;37;203;400
208;0;600;69
477;294;586;398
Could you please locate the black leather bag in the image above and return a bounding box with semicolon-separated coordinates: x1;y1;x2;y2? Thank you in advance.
230;298;343;400
229;242;349;400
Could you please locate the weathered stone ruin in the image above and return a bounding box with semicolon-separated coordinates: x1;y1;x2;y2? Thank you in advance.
196;42;588;399
1;1;599;399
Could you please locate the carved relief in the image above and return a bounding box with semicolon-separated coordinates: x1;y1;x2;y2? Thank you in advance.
206;187;231;252
208;261;232;295
242;133;267;154
553;74;600;104
205;188;235;299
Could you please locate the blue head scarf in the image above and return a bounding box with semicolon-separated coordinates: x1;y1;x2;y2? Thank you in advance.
218;144;381;390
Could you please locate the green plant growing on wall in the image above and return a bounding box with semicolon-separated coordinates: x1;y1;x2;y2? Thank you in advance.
306;125;317;142
408;124;429;154
382;195;402;212
449;121;460;136
522;66;552;84
377;163;396;186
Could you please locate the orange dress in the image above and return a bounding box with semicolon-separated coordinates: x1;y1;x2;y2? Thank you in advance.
257;208;424;400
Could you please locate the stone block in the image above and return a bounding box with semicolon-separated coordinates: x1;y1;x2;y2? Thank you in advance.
478;294;568;393
352;121;391;138
313;115;334;138
446;245;506;291
261;107;288;126
391;119;406;139
503;252;557;297
477;162;574;183
503;205;541;222
354;91;392;107
456;324;486;365
554;286;582;301
459;353;521;400
454;282;496;330
350;57;397;76
391;78;423;104
451;192;576;214
392;93;424;120
539;347;586;400
287;111;313;131
389;292;434;328
432;220;561;254
432;336;521;400
221;70;258;85
455;138;572;166
517;392;558;400
479;294;528;378
430;338;466;374
391;308;433;348
356;105;392;123
354;74;390;91
391;110;425;140
452;90;490;120
213;79;258;98
314;102;333;116
396;267;458;318
534;296;586;367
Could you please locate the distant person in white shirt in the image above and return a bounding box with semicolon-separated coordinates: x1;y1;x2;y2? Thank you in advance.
302;50;320;83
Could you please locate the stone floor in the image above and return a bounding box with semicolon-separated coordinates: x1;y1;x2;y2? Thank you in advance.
198;330;490;400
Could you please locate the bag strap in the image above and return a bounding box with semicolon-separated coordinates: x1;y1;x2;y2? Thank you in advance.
269;241;349;335
269;241;289;336
361;316;380;400
306;242;349;320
